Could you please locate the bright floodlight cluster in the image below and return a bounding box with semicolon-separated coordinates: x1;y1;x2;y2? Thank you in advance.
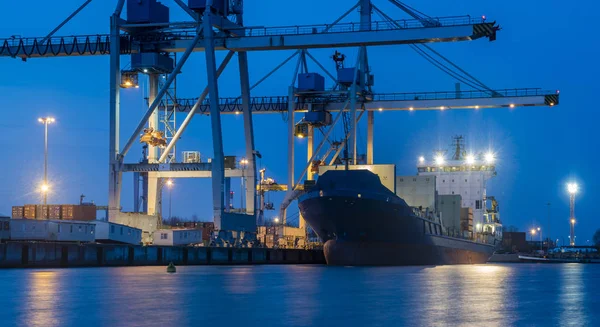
420;151;496;166
567;183;579;195
434;154;445;166
38;117;55;124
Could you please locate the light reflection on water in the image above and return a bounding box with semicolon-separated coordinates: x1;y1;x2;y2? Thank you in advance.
27;271;60;327
0;264;598;327
559;264;586;327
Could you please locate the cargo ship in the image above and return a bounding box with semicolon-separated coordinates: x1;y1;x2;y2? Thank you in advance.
298;136;502;266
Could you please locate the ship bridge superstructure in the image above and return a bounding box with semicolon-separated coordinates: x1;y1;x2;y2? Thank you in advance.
417;136;497;230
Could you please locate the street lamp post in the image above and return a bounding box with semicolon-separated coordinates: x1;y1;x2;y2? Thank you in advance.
240;158;248;210
38;117;55;205
166;179;174;220
546;202;551;245
567;183;578;246
537;227;542;251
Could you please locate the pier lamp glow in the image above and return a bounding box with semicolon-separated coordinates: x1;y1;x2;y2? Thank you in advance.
485;152;495;164
418;156;425;164
274;217;280;224
40;184;49;193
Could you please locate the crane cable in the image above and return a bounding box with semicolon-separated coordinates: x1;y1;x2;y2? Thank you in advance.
373;7;495;94
389;0;432;21
421;44;495;93
410;45;488;92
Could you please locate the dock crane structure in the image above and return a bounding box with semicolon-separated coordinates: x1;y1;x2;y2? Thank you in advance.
0;0;559;239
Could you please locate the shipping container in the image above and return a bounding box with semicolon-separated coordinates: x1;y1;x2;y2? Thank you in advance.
11;206;24;219
201;228;212;241
61;205;97;221
153;229;202;246
93;221;142;245
24;205;37;219
36;205;49;220
48;205;62;219
183;222;202;229
9;219;95;242
0;216;10;241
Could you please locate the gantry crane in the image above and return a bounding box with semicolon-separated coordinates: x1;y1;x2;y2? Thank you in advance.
0;0;559;238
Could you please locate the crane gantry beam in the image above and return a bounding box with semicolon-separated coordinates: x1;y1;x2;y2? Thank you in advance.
154;88;559;114
164;17;496;52
0;16;497;59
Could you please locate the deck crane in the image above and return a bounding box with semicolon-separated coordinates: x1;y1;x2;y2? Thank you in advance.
0;1;559;244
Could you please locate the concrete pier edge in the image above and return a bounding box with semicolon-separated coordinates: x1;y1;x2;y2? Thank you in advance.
0;242;325;268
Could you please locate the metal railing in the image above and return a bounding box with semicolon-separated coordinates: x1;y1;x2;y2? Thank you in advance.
242;15;479;38
158;88;557;113
165;15;481;40
0;14;486;57
374;88;557;102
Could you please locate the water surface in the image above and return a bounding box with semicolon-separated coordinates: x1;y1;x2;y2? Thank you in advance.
0;264;597;327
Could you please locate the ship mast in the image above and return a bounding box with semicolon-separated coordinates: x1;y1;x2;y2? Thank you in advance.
451;135;466;160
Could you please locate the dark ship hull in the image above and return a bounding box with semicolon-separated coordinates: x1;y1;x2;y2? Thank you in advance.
298;170;495;266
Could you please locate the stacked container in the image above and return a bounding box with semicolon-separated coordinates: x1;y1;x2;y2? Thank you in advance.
61;205;97;221
48;205;62;219
24;205;37;219
201;222;214;241
36;205;49;220
11;206;24;219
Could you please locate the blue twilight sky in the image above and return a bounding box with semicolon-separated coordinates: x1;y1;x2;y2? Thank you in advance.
0;0;597;243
